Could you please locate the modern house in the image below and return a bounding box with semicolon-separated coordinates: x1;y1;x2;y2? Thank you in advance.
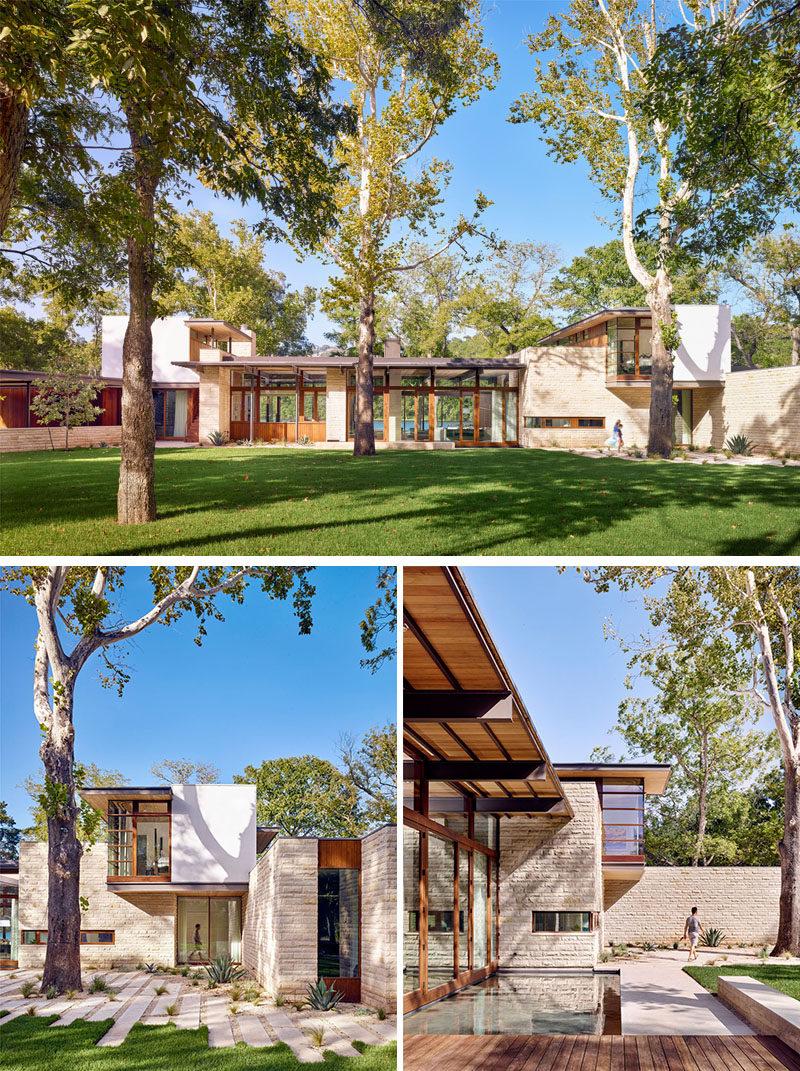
2;305;797;452
11;783;396;1007
402;566;781;1016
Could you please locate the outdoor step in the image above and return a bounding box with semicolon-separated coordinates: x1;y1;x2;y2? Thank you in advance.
303;1016;362;1057
96;994;152;1046
51;996;108;1026
175;992;201;1030
236;1013;273;1047
204;996;235;1047
261;1010;324;1063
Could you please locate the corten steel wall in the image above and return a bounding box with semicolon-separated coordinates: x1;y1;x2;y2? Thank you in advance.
499;782;603;969
0;425;123;453
604;867;782;946
241;838;318;999
360;825;398;1011
17;842;177;967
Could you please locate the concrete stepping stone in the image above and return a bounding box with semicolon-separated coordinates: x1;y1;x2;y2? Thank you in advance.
359;1017;395;1041
143;983;181;1022
51;996;108;1026
261;1010;324;1063
0;1002;37;1024
176;992;201;1030
96;994;152;1046
85;997;121;1022
204;997;235;1047
236;1013;273;1047
303;1016;361;1058
334;1014;393;1044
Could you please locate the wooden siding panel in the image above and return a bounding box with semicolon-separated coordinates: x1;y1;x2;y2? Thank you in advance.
318;840;361;869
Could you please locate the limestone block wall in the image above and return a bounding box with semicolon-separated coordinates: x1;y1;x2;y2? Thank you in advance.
0;425;123;453
361;825;397;1011
499;782;603;968
692;386;725;448
720;367;800;452
518;346;651;449
17;842;177;967
326;369;347;441
242;838;317;999
604;867;781;945
197;366;226;444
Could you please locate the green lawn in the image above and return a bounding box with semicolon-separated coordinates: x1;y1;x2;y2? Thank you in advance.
1;446;798;556
685;964;800;1001
0;1015;396;1069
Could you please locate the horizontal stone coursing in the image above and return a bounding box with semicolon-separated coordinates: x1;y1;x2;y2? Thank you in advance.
0;425;122;453
360;826;397;1011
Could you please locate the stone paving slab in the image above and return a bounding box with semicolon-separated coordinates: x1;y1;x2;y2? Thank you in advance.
142;982;181;1022
51;996;108;1026
204;997;235;1048
335;1014;393;1044
304;1016;361;1058
0;1002;37;1024
361;1017;397;1041
175;991;201;1030
96;994;152;1046
261;1009;324;1063
85;998;121;1022
236;1013;273;1047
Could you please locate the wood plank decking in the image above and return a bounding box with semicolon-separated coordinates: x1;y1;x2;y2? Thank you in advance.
404;1033;800;1071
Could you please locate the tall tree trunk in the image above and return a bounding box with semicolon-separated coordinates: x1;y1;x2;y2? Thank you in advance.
646;275;675;458
0;87;27;238
117;105;158;524
774;764;800;955
790;324;799;366
40;688;83;994
693;735;709;867
353;291;376;457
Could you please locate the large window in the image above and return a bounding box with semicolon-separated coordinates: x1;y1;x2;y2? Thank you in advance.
607;316;652;378
524;416;605;429
403;827;421;994
22;930;115;944
229;372;327;437
318;868;359;980
177;897;241;964
0;884;19;963
107;799;170;880
601;780;644;859
153;390;188;439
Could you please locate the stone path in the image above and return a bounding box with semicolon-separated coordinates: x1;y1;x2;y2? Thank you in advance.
0;969;396;1060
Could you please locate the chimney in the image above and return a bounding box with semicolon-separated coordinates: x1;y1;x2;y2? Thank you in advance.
383;336;402;360
241;325;257;357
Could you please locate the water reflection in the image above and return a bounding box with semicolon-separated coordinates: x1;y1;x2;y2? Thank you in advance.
404;971;621;1036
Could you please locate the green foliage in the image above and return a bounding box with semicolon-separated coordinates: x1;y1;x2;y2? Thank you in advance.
45;986;57;1000
29;353;106;448
150;758;220;786
20;982;35;998
306;977;344;1011
337;724;397;829
21;763;128;843
307;1024;326;1048
207;431;228;448
88;976;109;993
702;927;727;948
205;955;246;984
0;801;21;860
731;314;793;370
686;965;800;1001
728;227;800;367
235;756;363;838
0;308;87;373
359;568;397;675
725;434;755;456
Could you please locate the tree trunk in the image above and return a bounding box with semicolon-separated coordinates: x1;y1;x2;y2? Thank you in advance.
773;763;800;955
0;87;28;239
117;105;158;524
790;324;799;366
646;276;675;458
40;691;83;994
693;736;708;867
353;291;376;457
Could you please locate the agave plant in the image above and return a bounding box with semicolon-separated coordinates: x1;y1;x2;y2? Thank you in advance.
725;433;754;456
306;977;344;1011
207;429;228;447
702;927;727;947
205;954;246;984
144;963;159;974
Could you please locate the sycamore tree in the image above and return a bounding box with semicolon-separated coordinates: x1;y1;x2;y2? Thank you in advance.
272;0;499;455
337;722;397;826
150;758;220;785
0;566;315;994
582;566;800;954
20;763;129;843
29;354;106;450
728;228;800;367
511;0;799;456
159;212;315;356
235;756;362;837
0;802;22;861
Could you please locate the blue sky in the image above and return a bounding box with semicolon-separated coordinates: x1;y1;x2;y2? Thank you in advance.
0;567;396;828
176;1;619;344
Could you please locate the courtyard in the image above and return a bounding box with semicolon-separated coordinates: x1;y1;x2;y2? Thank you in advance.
1;446;798;556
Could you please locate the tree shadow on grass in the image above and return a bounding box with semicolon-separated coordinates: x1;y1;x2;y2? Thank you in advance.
2;448;798;556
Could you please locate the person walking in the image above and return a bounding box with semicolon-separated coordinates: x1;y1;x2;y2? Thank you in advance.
613;419;624;453
682;906;706;961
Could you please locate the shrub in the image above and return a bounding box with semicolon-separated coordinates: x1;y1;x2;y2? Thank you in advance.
377;1007;386;1020
207;979;218;989
154;985;167;995
306;977;344;1011
642;941;656;952
229;984;242;1002
89;976;109;994
45;985;57;1000
229;1004;239;1015
180;967;190;977
25;1006;37;1016
725;433;754;456
205;954;246;984
66;989;77;1000
275;992;284;1007
207;430;228;447
672;942;679;950
599;952;611;963
307;1025;326;1048
298;435;311;447
166;1003;177;1017
21;982;35;998
702;927;726;948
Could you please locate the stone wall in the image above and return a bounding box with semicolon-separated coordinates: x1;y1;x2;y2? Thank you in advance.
719;367;800;452
17;842;177;968
326;369;347;442
518;346;651;449
499;782;603;968
361;825;397;1011
604;867;781;946
242;838;317;999
197;366;225;444
0;425;123;453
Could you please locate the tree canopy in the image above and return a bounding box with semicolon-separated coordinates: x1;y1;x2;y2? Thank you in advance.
150;758;220;786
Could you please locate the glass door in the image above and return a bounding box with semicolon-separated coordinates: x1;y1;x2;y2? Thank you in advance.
177;897;242;964
461;393;475;443
415;394;430;441
672;390;692;444
401;392;415;440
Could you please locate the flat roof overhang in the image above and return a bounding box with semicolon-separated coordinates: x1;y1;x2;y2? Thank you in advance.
184;319;253;342
403;566;571;819
171;357;524;371
554;763;671;795
106;882;249;893
257;826;279;853
0;369;198;390
533;308;650;346
79;786;171;821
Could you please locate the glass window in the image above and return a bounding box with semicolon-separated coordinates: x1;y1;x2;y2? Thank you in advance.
434;391;460;443
545;417;572;428
428;836;455;985
302;372;326;387
473;815;496;850
303;393;315;420
504;393;517;441
230;371;245;387
524;416;542;429
260;392;296;423
80;931;115;944
230;395;243;422
533;911;593;932
401;373;430;386
489;862;496;962
317;395;326;421
259;373;296;388
473;852;488;968
434;371;475;387
577;417;604;428
461;393;474;441
318;867;359;980
348;373;385;386
177;897;241;965
403;827;420;993
458;849;469;974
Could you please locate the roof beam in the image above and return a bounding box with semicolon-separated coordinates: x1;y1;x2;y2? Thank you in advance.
404;760;547;783
403;610;461;690
404;689;513;723
474;797;564;814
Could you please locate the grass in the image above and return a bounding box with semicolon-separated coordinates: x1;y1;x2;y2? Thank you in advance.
0;1015;396;1069
685;964;800;1001
1;446;798;556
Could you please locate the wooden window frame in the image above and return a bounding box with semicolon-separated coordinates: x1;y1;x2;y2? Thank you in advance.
22;930;115;945
524;416;605;429
600;781;645;864
175;894;244;967
107;800;171;882
532;911;595;934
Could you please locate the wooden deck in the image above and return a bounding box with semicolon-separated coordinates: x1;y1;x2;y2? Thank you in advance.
404;1033;800;1070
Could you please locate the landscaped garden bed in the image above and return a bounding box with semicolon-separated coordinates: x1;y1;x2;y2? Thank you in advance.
685;964;800;1001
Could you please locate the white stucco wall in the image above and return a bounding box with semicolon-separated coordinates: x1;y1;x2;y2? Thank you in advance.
673;304;731;382
101;316;199;385
171;784;256;883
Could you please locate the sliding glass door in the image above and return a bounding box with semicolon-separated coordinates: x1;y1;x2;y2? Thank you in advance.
177;897;242;964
